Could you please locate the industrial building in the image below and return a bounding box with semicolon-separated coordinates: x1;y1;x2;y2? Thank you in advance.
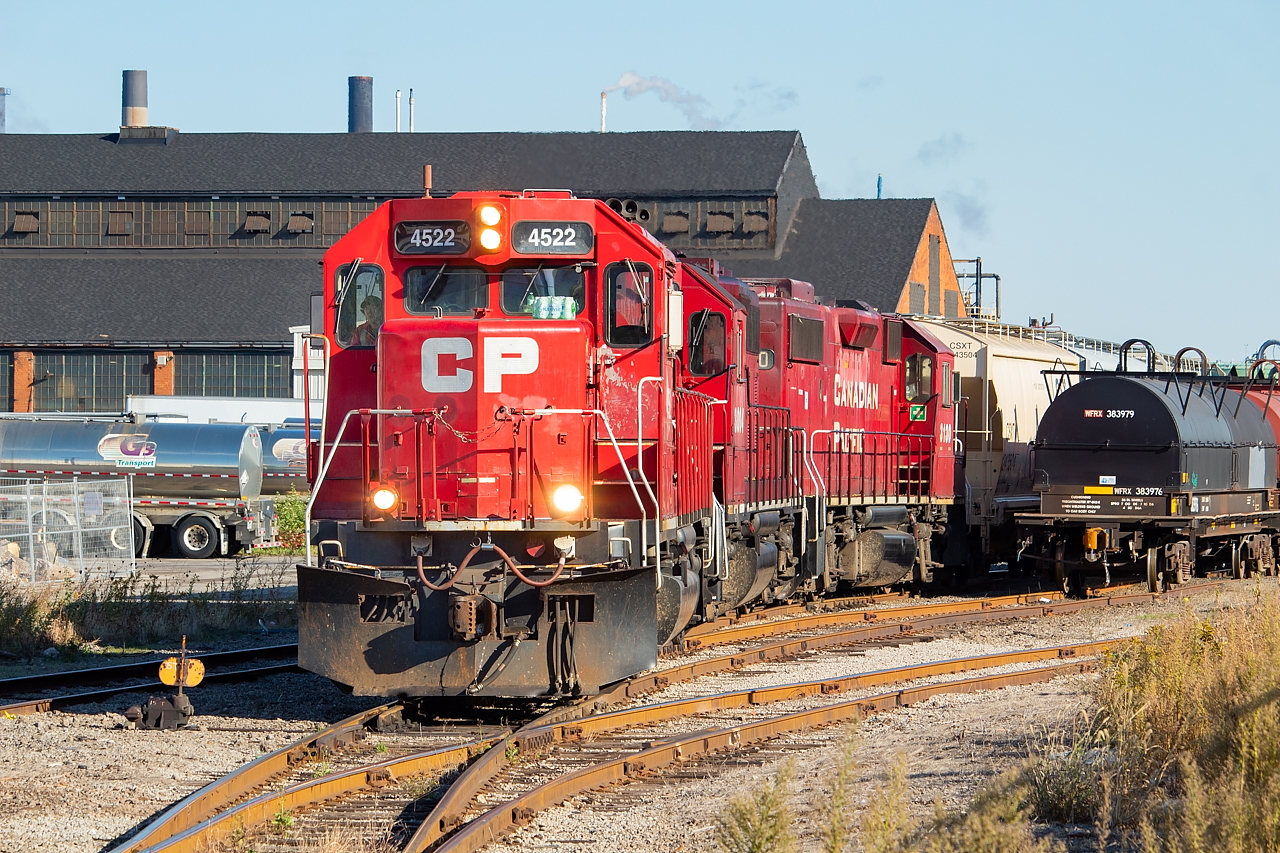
0;73;968;412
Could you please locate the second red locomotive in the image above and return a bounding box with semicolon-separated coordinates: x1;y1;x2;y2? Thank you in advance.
299;189;956;698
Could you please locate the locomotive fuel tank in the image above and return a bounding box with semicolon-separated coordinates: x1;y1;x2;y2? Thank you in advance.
0;420;263;500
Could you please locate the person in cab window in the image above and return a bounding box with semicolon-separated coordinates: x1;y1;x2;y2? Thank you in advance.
354;295;383;346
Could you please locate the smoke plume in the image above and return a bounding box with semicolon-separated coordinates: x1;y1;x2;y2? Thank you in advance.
604;72;722;130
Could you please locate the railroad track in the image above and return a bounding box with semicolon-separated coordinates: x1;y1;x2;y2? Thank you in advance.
0;644;299;716
105;582;1221;853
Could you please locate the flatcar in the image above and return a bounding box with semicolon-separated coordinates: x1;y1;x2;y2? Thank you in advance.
298;187;956;699
1019;342;1280;593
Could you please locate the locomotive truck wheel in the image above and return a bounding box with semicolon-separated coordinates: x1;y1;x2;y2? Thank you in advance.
173;516;218;559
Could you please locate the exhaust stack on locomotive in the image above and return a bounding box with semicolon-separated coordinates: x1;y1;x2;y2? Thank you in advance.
300;189;958;699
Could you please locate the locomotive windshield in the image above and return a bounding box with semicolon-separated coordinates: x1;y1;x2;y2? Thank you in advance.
501;267;584;318
604;262;653;347
405;266;487;315
688;311;727;375
335;263;384;348
905;353;933;403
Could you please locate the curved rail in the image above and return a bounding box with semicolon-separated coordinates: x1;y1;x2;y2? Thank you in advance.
112;582;1218;852
107;702;400;853
421;642;1116;853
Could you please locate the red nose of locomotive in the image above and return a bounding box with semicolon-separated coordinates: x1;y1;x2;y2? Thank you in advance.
374;318;590;522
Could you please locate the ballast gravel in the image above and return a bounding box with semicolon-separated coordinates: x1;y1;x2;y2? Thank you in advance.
0;579;1266;853
0;673;382;853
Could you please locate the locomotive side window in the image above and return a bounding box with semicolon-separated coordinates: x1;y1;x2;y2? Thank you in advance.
687;310;727;375
905;354;933;404
604;262;653;347
941;362;953;407
335;263;385;348
501;267;585;318
405;266;488;316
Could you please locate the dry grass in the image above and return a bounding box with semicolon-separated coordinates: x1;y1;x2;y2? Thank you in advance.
716;761;798;853
0;558;293;656
1019;586;1280;851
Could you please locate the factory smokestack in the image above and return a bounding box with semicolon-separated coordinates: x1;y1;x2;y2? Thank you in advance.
348;76;373;133
0;89;8;134
122;70;148;127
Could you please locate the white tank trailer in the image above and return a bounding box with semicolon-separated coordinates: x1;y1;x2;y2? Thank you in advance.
0;419;275;558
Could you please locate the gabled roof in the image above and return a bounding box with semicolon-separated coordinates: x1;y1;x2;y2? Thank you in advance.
721;198;936;313
0;131;805;197
0;255;313;346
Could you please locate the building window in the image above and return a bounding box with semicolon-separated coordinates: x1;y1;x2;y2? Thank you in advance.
12;212;39;234
0;353;11;413
107;211;134;236
286;212;314;233
153;209;177;235
33;351;151;412
945;290;959;319
244;211;271;233
175;351;291;398
908;282;925;314
185;208;211;235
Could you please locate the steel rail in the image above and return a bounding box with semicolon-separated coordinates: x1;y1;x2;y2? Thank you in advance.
0;662;301;717
109;581;1220;852
685;591;1073;649
108;702;401;853
420;645;1113;853
135;734;505;853
0;643;298;698
408;582;1220;852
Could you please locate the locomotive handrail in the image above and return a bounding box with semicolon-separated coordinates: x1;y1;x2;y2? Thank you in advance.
304;407;426;567
525;407;651;567
636;376;663;575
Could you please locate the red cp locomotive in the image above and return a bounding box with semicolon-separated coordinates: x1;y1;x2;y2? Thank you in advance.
299;188;956;698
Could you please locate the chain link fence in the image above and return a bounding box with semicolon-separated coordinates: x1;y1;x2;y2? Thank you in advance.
0;477;135;583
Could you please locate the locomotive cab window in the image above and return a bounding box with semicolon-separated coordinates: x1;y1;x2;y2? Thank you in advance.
905;353;933;404
687;310;727;375
941;363;953;407
501;267;585;318
405;266;488;316
335;263;385;348
605;262;653;347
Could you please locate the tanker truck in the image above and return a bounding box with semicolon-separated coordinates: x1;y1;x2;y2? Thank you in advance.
0;417;276;558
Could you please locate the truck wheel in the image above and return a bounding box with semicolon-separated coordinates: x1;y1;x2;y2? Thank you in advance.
173;516;219;559
132;519;148;558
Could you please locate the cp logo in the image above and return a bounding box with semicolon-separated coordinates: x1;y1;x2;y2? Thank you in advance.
421;337;539;394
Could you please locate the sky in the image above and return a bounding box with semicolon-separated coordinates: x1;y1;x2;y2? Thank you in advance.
2;1;1276;361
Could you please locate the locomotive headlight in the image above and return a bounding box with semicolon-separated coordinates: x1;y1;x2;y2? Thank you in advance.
551;484;584;514
478;205;502;226
371;486;398;512
479;228;502;250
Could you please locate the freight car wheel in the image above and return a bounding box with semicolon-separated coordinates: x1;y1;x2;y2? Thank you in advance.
173;516;218;559
1146;548;1165;594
